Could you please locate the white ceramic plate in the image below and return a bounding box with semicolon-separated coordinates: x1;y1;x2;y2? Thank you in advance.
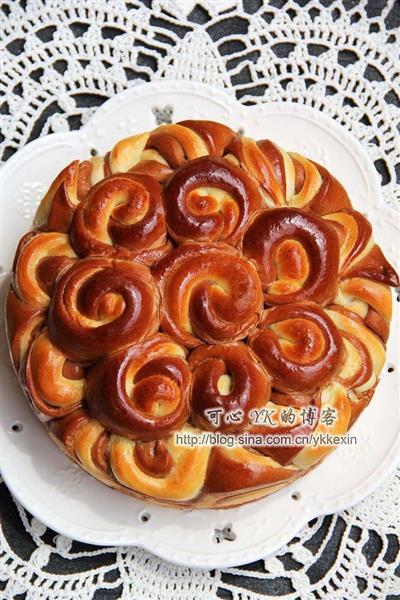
1;81;399;569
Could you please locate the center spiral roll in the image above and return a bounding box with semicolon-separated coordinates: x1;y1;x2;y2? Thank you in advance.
153;242;264;347
163;155;263;245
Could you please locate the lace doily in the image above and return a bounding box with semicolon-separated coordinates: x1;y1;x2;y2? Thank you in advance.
1;1;399;599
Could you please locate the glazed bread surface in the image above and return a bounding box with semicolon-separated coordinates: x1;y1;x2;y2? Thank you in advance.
6;120;399;508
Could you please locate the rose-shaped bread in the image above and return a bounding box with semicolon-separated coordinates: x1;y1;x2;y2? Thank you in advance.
163;155;263;244
242;208;340;305
249;302;344;393
71;172;171;264
86;334;190;440
5;119;399;509
47;257;159;362
189;342;270;433
153;242;263;347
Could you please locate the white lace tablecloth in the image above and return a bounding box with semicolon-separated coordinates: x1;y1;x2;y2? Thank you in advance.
1;1;399;599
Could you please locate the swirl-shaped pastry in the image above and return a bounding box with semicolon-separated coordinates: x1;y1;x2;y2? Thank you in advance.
5;288;44;371
324;209;373;273
153;242;263;347
292;382;351;469
109;425;211;501
13;231;77;308
224;136;351;213
104;120;235;180
34;161;80;232
189;343;270;432
242;208;340;306
86;334;190;440
225;136;320;207
325;305;386;421
24;332;85;418
48;257;159;362
50;410;211;502
249;302;344;393
326;208;399;342
163;156;263;244
77;121;236;190
49;409;113;483
6;119;399;509
144;121;234;168
71;172;171;264
337;331;374;391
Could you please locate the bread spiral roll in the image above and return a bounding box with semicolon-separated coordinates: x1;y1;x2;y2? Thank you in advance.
326;208;398;343
13;231;76;308
224;136;351;213
143;121;235;168
109;425;211;502
242;208;340;306
189;342;270;432
324;208;372;273
6;119;399;509
71;172;171;264
24;332;85;418
50;411;211;502
93;120;235;182
47;257;159;362
49;409;113;484
326;305;386;420
86;334;190;440
154;242;263;347
292;382;351;469
34;160;80;231
249;302;344;393
163;156;263;244
5;288;44;371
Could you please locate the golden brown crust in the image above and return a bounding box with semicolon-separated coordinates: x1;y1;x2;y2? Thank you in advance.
249;302;344;394
189;342;270;432
86;334;190;440
5;119;399;508
153;242;264;347
71;172;171;264
47;256;160;363
242;208;340;306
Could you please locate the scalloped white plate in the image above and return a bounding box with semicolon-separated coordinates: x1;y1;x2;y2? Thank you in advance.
1;81;399;569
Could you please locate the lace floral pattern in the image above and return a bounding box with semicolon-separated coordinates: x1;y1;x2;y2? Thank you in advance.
0;1;399;598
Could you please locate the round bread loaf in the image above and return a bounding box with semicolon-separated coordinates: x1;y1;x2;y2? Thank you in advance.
6;120;399;508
